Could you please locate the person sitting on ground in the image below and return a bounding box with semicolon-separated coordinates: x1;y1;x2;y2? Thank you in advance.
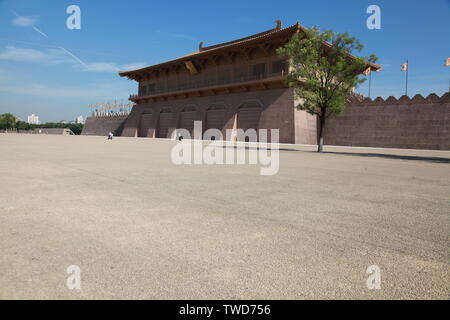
108;132;113;140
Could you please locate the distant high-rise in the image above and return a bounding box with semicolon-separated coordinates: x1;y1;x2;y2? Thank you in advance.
27;114;39;124
76;115;85;124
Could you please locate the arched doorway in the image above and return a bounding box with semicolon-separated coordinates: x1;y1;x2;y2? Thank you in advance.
157;107;174;138
205;105;226;138
179;105;197;138
237;101;262;141
139;110;153;137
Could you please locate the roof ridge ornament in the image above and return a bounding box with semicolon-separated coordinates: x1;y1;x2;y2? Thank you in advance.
199;41;204;51
275;20;282;30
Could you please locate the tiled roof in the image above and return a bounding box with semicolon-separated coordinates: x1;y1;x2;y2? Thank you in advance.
199;22;299;52
119;22;301;77
119;21;381;77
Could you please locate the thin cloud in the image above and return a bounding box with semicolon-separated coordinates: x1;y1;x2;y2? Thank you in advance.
0;45;145;73
0;73;133;99
58;46;89;68
31;26;49;38
84;62;121;72
12;15;37;27
84;62;146;72
0;39;123;59
50;47;145;72
11;10;48;38
118;63;147;71
0;45;71;64
0;82;131;99
8;11;132;69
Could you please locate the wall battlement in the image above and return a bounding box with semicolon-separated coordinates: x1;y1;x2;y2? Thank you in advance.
325;92;450;150
81;92;449;150
346;92;450;106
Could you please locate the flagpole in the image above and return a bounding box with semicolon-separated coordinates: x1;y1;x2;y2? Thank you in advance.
405;59;409;96
444;58;450;92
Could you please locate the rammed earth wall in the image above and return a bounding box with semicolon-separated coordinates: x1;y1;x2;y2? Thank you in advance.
121;88;303;144
324;93;450;150
81;115;128;136
83;92;449;150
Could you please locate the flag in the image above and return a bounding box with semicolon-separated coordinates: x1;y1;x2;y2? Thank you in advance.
363;67;371;75
445;58;450;67
401;62;408;71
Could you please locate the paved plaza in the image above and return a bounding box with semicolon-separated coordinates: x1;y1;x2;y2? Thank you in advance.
0;134;449;299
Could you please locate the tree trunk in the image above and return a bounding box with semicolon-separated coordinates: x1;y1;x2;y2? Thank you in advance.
317;115;325;153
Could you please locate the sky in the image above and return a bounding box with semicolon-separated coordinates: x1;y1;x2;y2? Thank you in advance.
0;0;449;122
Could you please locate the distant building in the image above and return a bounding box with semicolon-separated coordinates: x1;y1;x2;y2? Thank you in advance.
27;114;39;124
76;115;85;124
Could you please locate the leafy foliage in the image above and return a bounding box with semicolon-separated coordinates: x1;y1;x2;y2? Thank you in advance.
0;114;84;135
277;26;378;151
0;113;17;129
35;122;84;135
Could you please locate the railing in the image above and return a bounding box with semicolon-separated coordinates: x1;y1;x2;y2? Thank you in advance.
130;71;285;100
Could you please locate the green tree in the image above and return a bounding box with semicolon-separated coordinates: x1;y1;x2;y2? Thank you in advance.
67;123;83;135
16;121;31;131
0;113;17;130
0;114;83;134
34;122;83;135
277;27;378;152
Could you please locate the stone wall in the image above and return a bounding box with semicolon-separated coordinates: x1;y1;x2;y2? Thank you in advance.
324;93;450;150
81;115;128;136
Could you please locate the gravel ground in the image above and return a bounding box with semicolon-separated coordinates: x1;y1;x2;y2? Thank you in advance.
0;134;449;299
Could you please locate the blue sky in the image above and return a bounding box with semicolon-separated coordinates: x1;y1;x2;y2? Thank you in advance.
0;0;449;122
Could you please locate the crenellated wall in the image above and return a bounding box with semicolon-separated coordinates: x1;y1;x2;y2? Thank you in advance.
82;92;449;150
81;115;128;136
324;93;450;150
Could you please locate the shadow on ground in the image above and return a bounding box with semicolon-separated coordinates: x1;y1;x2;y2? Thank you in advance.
321;151;450;164
217;145;299;152
198;142;449;163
